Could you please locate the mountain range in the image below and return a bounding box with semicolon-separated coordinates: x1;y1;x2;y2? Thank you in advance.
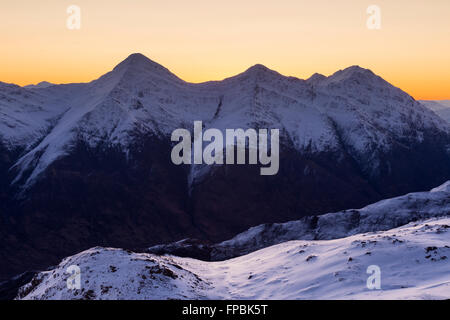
1;53;450;281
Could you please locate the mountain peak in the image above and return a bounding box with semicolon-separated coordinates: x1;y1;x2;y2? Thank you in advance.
246;64;270;72
114;53;160;70
328;65;377;83
111;53;182;82
124;52;152;63
244;63;281;76
306;73;327;85
238;64;285;81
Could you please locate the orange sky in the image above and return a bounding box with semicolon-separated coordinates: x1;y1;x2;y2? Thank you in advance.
1;0;449;100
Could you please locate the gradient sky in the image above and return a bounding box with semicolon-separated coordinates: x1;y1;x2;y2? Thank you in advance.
1;0;449;99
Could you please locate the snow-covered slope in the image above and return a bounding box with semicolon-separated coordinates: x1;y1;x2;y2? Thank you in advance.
148;180;450;260
0;82;67;150
2;54;449;188
17;216;450;300
420;100;450;123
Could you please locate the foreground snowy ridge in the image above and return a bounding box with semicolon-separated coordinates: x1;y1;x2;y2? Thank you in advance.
17;217;450;300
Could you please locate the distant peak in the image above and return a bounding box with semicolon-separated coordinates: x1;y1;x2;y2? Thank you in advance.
335;65;375;77
112;53;181;81
114;53;158;70
240;64;282;79
326;65;379;84
124;53;152;63
24;81;55;89
307;73;326;84
246;64;270;72
345;65;366;71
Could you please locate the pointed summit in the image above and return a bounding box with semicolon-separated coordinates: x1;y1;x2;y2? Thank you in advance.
243;64;280;76
114;53;163;71
236;63;285;82
327;65;378;83
245;64;270;73
117;53;153;66
112;53;181;82
306;73;327;85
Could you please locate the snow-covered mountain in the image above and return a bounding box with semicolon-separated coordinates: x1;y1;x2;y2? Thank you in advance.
17;216;450;300
1;54;448;188
420;100;450;123
1;53;450;282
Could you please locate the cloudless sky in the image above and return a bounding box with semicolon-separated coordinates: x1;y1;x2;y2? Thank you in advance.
1;0;449;99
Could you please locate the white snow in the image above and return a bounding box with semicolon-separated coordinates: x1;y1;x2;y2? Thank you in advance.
17;247;211;300
17;216;450;300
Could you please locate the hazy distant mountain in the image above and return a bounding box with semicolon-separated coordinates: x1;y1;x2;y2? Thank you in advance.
23;81;55;89
1;53;450;281
420;100;450;123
